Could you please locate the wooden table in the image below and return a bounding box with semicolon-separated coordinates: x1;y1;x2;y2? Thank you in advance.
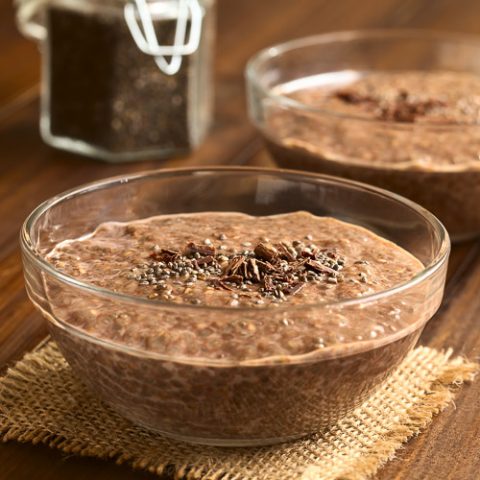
1;0;480;478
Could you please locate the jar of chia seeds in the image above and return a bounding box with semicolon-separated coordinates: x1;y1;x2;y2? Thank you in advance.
16;0;216;162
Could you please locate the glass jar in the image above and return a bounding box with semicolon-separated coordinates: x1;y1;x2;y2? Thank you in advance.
16;0;215;162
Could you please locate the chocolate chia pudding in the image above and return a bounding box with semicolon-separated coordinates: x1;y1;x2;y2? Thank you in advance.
43;211;438;445
263;71;480;240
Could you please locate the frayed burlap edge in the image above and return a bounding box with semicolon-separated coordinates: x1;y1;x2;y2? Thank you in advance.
302;355;478;480
0;343;478;480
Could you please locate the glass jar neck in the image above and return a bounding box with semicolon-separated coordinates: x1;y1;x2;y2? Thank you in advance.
17;0;213;40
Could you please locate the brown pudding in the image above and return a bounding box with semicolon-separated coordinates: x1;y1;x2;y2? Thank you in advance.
47;212;422;359
44;211;435;445
265;71;480;240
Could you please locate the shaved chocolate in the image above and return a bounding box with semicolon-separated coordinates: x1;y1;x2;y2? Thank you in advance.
305;259;337;275
248;258;261;282
277;242;297;261
255;259;275;273
224;256;246;276
137;235;345;304
262;274;275;292
335;89;375;105
150;248;179;262
254;243;278;262
210;279;235;291
196;255;215;265
335;87;446;123
184;242;216;257
284;282;306;296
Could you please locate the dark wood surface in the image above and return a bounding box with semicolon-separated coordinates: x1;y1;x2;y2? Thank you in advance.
1;1;480;479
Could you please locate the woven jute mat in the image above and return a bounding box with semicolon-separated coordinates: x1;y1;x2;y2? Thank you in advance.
0;342;477;480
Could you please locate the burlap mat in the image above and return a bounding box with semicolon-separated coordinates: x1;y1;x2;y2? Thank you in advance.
0;342;477;480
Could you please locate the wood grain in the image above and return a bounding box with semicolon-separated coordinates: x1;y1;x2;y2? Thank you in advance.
1;0;480;479
0;1;39;113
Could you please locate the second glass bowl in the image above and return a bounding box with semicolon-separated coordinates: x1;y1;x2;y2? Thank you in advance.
247;29;480;241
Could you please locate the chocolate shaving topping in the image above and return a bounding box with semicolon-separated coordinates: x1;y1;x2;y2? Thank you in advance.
254;242;278;262
278;242;297;261
284;282;306;296
196;255;214;265
305;259;337;275
263;274;275;292
184;242;216;257
335;89;376;105
334;88;446;123
240;261;249;279
224;256;246;276
149;248;178;262
379;92;446;123
249;258;261;282
134;238;346;304
255;259;275;273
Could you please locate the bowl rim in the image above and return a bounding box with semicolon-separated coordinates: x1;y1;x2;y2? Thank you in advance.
21;165;450;311
21;166;450;365
245;28;480;129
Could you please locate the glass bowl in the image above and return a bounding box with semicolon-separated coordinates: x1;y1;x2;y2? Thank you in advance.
246;29;480;242
21;167;449;446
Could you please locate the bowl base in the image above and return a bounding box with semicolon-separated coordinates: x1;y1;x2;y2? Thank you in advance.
144;427;310;447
